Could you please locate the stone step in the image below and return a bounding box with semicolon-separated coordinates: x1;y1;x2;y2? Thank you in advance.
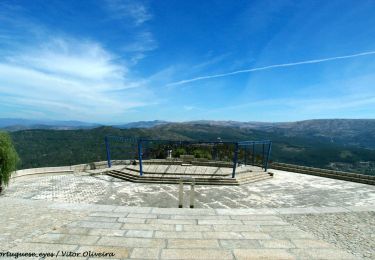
125;166;231;176
107;171;271;185
106;170;240;186
107;174;240;186
238;175;272;184
112;170;235;181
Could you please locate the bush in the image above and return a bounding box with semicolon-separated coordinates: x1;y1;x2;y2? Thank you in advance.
0;132;19;187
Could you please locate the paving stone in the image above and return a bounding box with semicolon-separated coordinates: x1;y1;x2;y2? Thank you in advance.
290;248;358;259
242;220;289;226
175;224;183;231
114;206;152;213
96;237;166;248
168;239;220;248
130;248;160;259
234;249;296;260
216;208;277;215
49;203;116;212
291;239;333;248
69;221;122;229
172;215;231;220
88;229;126;237
152;208;216;215
9;242;78;253
240;232;272;239
259;226;301;232
230;215;282;221
51;227;90;235
310;206;350;214
118;217;146;223
203;232;243;239
259;239;296;248
89;212;128;218
213;224;260;232
147;219;196;225
161;249;233;259
77;245;130;259
219;239;260;249
345;205;375;212
269;231;315;239
122;223;175;231
127;213;158;219
183;225;213;231
275;207;320;214
83;216;118;222
32;233;100;245
125;230;153;238
155;231;203;239
198;219;243;225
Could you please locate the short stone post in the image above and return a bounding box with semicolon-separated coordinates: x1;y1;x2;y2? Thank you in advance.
190;179;195;208
178;179;183;208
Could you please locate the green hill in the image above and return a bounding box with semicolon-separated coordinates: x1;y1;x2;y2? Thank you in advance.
8;124;375;175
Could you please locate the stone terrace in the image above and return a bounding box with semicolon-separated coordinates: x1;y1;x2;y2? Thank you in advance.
1;168;374;259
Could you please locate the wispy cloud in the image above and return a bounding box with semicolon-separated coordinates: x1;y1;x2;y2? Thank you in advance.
105;0;152;26
168;51;375;86
0;37;153;121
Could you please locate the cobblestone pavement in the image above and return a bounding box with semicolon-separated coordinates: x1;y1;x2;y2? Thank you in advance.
281;212;375;259
4;169;375;208
1;198;372;259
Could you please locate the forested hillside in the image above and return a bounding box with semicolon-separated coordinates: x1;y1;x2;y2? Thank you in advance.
8;124;375;175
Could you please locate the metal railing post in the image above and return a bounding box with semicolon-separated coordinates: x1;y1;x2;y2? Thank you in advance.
105;136;112;168
232;142;239;178
244;146;247;166
262;143;265;169
138;139;143;176
252;143;255;166
265;142;272;172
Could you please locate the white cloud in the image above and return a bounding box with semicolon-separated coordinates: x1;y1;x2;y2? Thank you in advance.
168;50;375;86
105;0;152;26
0;37;153;121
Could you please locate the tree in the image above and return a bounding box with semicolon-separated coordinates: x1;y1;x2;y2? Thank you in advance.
0;132;19;192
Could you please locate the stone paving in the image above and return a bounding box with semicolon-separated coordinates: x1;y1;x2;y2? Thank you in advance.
1;197;372;259
1;169;374;259
4;169;375;208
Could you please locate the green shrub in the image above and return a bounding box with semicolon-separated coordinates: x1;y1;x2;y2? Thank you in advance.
0;132;19;187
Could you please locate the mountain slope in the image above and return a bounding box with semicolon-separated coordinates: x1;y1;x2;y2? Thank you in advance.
8;125;375;175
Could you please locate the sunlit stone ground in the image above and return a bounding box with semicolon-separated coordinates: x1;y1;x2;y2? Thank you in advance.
4;169;375;208
1;169;374;259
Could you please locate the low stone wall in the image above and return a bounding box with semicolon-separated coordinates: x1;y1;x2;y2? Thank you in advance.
271;162;375;185
12;166;74;179
11;160;137;179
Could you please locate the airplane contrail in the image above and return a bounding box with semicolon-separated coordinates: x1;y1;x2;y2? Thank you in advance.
167;51;375;86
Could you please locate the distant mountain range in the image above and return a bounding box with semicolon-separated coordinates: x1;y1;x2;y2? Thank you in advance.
114;120;169;129
1;118;375;149
8;122;375;175
0;118;101;131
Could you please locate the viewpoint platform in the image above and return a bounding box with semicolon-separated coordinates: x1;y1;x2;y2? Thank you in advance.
0;160;374;259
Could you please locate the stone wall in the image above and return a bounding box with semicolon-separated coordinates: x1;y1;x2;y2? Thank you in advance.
271;162;375;185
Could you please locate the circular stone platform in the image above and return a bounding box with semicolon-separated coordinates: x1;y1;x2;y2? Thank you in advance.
105;160;272;185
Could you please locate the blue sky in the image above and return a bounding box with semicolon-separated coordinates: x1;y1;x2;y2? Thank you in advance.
0;0;374;123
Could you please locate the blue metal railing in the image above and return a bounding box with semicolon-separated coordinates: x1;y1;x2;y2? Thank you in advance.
105;136;272;178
